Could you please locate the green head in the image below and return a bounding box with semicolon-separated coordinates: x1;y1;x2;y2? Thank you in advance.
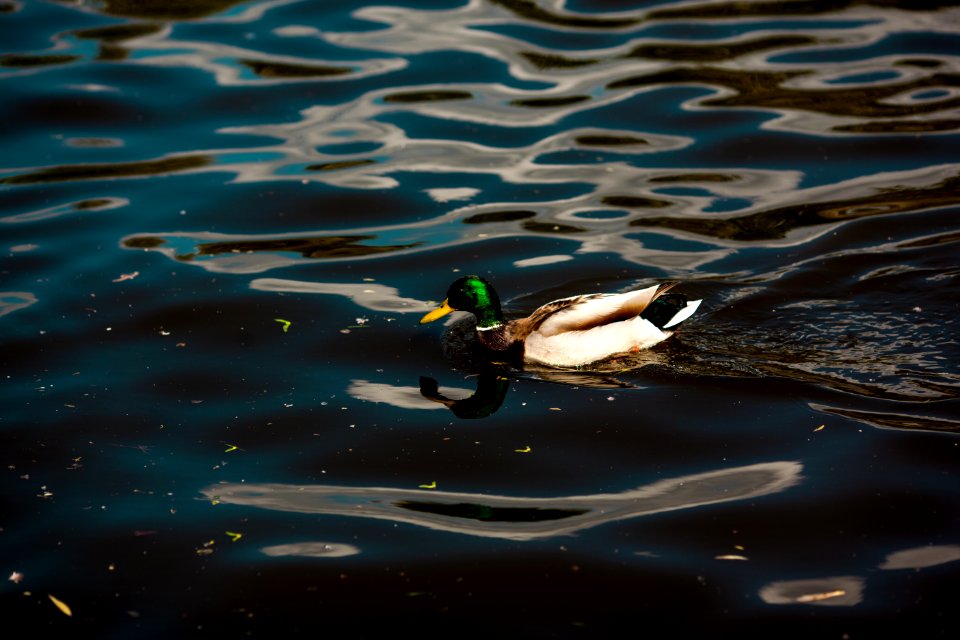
420;275;504;328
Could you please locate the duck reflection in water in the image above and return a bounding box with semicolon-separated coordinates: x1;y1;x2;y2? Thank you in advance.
418;374;510;419
417;365;655;419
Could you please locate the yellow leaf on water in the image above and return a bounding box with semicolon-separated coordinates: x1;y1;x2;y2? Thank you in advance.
814;424;826;432
418;481;437;489
48;593;72;617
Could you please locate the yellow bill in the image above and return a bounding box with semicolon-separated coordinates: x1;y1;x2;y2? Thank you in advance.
420;299;454;324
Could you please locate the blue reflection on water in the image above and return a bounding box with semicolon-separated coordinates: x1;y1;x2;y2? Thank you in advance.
1;0;958;636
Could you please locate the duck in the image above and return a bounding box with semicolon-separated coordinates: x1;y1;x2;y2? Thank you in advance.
420;275;701;368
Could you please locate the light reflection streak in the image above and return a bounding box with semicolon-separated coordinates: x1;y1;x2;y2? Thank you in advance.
23;1;958;272
1;197;128;224
0;291;37;317
24;0;960;138
250;278;432;313
879;544;960;569
118;162;957;275
200;461;802;541
810;403;960;433
260;541;360;558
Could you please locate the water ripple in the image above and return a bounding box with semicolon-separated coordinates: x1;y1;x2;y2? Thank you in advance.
1;2;958;632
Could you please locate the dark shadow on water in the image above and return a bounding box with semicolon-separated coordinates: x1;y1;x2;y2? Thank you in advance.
0;53;80;68
0;154;212;185
646;0;958;20
396;500;589;523
121;233;420;261
489;0;640;29
239;59;352;79
52;0;250;20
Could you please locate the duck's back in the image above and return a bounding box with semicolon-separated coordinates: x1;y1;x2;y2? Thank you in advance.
524;315;669;367
522;284;701;367
532;285;664;338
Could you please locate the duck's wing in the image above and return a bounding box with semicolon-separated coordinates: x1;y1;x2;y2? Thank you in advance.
529;283;673;338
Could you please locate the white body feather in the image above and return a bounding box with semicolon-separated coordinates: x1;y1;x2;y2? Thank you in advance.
523;287;701;367
535;285;661;337
525;316;671;367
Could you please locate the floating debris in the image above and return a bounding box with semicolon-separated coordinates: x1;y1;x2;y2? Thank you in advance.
9;571;23;584
515;445;532;453
814;424;826;432
225;531;242;542
418;481;437;489
48;594;72;617
224;444;238;453
796;589;846;603
274;318;292;333
112;271;139;282
196;539;216;556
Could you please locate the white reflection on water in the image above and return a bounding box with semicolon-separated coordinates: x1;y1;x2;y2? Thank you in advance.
347;379;459;410
1;197;128;224
514;254;573;267
0;292;37;318
759;576;864;607
879;544;960;570
251;278;432;313
200;461;801;541
758;543;960;607
424;187;480;203
119;161;959;278
261;541;360;558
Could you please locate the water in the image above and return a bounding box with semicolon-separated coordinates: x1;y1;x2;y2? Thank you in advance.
1;0;958;636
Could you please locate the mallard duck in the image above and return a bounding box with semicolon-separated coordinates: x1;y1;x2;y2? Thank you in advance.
420;275;701;367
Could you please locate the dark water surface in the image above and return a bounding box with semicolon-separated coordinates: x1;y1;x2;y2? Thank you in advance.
2;0;959;636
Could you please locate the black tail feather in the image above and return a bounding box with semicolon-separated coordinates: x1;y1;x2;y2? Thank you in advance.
640;293;688;329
